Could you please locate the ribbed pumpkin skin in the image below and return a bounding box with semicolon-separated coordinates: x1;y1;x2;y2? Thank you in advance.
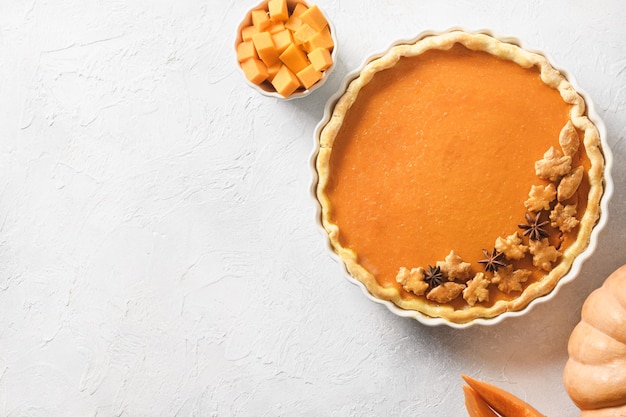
581;405;626;417
564;265;626;416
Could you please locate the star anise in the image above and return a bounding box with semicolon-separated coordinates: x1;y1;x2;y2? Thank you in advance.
478;248;507;273
423;265;444;289
518;211;550;241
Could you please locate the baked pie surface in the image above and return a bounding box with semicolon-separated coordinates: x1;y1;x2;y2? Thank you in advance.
315;31;605;324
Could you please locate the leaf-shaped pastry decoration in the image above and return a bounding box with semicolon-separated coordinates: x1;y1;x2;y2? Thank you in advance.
559;120;580;157
535;146;572;181
558;165;584;201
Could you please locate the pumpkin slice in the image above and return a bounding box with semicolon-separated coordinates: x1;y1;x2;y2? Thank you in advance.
462;375;546;417
463;385;499;417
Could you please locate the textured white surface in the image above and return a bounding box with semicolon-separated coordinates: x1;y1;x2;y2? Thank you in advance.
1;0;625;416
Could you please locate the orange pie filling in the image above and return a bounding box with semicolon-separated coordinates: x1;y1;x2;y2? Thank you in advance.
316;32;604;323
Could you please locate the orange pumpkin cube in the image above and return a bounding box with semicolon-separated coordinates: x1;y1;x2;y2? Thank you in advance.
296;64;323;89
252;31;280;66
267;62;282;81
237;40;258;62
292;3;308;17
284;14;302;32
271;65;300;97
267;21;285;34
251;9;271;31
299;5;328;32
271;29;293;54
308;47;332;71
279;42;309;74
240;58;269;85
304;26;334;52
293;23;317;46
268;0;288;22
241;25;259;42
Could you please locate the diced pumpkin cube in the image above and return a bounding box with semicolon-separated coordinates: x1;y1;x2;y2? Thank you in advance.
292;3;308;17
284;14;302;32
241;25;259;42
293;23;317;45
267;21;285;34
296;64;323;89
251;9;271;31
268;0;289;22
299;5;328;32
240;58;269;85
308;47;332;71
271;65;300;97
271;29;293;54
237;40;258;62
279;42;309;74
304;26;334;52
252;31;280;66
267;62;282;81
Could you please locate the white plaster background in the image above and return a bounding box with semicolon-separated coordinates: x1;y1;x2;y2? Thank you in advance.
0;0;625;416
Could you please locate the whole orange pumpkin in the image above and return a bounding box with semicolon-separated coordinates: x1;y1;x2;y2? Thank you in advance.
563;264;626;416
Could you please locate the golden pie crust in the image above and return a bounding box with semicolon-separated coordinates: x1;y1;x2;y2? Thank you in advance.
315;31;605;324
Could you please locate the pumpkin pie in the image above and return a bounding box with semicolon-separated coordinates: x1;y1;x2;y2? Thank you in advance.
315;31;605;324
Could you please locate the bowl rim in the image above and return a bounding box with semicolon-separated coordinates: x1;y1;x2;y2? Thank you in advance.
309;27;615;329
234;0;338;100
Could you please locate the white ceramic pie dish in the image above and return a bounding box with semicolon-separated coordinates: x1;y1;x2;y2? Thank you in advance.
310;28;614;328
234;0;337;100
